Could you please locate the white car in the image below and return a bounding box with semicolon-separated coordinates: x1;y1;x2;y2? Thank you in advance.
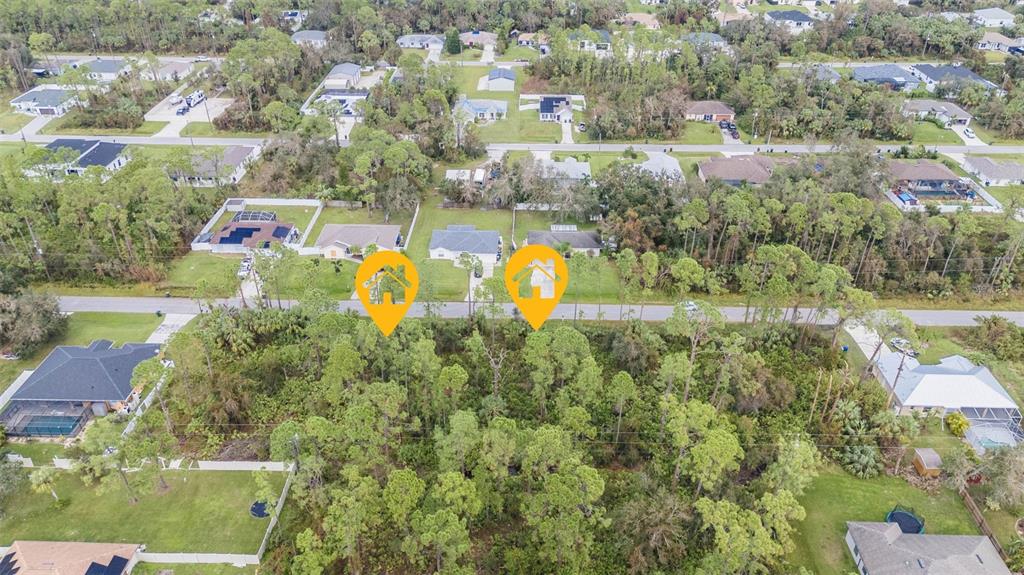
168;95;182;105
1;352;20;361
682;300;699;313
194;55;210;62
963;127;976;139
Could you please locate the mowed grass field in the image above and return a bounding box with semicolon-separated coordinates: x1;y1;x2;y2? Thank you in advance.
789;467;979;575
452;66;562;144
0;470;285;553
38;114;167;136
0;312;163;395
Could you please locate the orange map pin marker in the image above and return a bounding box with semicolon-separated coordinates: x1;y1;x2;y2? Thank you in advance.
504;244;568;330
355;251;419;336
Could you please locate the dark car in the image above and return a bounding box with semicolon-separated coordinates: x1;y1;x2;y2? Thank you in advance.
718;120;730;129
730;130;740;138
175;106;190;116
727;122;737;130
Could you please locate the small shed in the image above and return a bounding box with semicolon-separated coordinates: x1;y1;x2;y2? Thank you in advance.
912;447;942;478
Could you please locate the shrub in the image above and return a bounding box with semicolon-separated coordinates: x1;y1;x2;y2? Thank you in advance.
946;412;970;437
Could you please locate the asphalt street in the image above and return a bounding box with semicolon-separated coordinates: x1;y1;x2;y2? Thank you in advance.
56;296;1024;327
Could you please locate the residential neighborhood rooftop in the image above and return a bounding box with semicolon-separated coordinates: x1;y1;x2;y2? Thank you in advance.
7;340;159;403
901;99;972;120
888;160;961;182
488;68;516;81
314;224;402;250
292;30;327;43
964;156;1024;182
429;225;501;254
2;541;141;575
853;64;913;84
876;354;1018;410
913;64;999;90
527;229;602;250
767;10;814;23
10;87;74;107
846;522;1011;575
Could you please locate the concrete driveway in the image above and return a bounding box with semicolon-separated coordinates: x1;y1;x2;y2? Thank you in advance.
951;124;987;147
482;45;496;64
467;261;496;301
721;127;742;144
560;121;574;144
146;96;232;124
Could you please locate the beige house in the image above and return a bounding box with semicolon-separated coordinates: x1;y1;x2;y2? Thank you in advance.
3;541;142;574
316;224;402;259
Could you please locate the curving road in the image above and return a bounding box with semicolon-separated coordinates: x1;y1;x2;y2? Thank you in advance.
56;296;1024;327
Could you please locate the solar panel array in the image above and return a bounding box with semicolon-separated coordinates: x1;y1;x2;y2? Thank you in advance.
231;211;277;223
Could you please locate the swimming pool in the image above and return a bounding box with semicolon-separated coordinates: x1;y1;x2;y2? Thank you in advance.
14;414;86;437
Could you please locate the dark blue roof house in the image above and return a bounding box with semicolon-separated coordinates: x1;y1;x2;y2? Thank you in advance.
43;138;128;176
488;68;516;82
0;340;160;437
913;64;1001;94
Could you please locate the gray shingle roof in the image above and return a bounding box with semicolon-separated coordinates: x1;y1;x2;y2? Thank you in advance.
292;30;327;42
913;64;998;91
488;68;516;81
10;340;160;403
328;63;361;79
315;224;401;249
429;225;500;254
767;10;813;23
80;58;126;74
527;230;601;250
965;156;1024;182
854;64;912;84
11;88;74;108
846;522;1011;575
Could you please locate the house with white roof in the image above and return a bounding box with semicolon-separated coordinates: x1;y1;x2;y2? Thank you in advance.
486;68;516;92
973;7;1016;28
876;352;1022;452
911;64;1004;96
292;30;328;48
73;57;130;82
9;86;81;117
766;10;815;34
901;99;972;128
455;97;507;121
397;34;444;50
324;63;362;89
964;156;1024;186
537;157;592;185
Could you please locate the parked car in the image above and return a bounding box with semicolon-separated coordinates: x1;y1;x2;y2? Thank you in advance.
185;90;206;108
577;122;587;132
727;122;737;130
175;106;190;116
963;128;976;139
1;352;20;361
729;130;740;139
194;55;210;62
889;337;919;357
718;120;730;129
682;300;699;313
169;95;183;105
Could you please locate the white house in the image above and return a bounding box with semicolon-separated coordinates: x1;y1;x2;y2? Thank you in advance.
324;62;362;89
9;86;80;117
526;227;602;256
538;96;574;123
978;30;1022;52
486;68;516;92
316;224;402;259
845;522;1011;575
171;145;259;188
73;57;130;82
292;30;328;48
141;60;194;82
973;7;1016;28
911;64;1003;96
429;225;502;263
766;10;815;34
537;157;592;185
459;30;498;47
900;99;972;128
455;97;508;121
964;156;1024;186
397;34;444;49
876;352;1022;452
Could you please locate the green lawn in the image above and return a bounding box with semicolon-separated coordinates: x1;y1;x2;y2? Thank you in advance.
0;312;163;397
209;205;319;240
0;470;284;553
405;198;515;300
180;122;269;138
0;110;31;134
581;121;723;145
972;125;1024;147
671;153;719;182
3;442;68;464
511;210;598;247
36;252;243;299
986;185;1024;208
550;151;644;176
497;46;540;62
273;257;358;300
442;48;482;62
911;121;962;145
0;143;30;160
133;565;257;575
789;467;979;575
303;206;414;248
451;66;562;144
38;114;168;136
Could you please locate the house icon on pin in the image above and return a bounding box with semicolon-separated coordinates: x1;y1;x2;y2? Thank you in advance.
362;264;412;306
511;259;560;300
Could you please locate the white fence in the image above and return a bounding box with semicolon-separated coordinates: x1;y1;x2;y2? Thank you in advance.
6;453;292;472
190;198;322;252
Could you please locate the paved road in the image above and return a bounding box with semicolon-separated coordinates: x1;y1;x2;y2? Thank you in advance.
776;61;946;68
0;131;267;147
487;142;1024;155
56;296;1024;327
